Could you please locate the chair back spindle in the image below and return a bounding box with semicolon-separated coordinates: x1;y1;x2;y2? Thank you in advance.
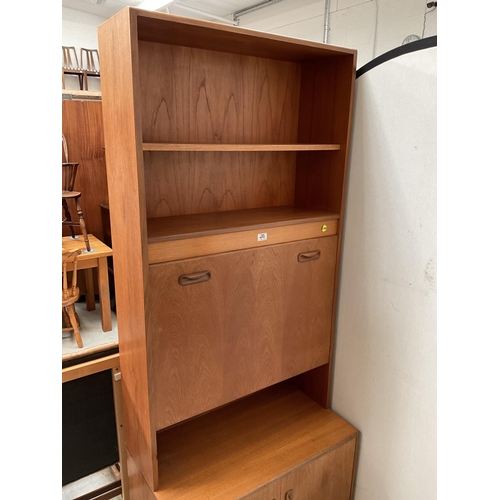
62;46;80;70
62;133;69;163
80;48;100;73
62;250;81;302
62;162;79;192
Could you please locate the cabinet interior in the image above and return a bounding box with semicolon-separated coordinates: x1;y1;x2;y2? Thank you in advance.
136;32;354;245
153;381;358;500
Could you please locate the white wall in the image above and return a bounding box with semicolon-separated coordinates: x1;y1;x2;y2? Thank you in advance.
238;0;437;68
332;47;437;499
62;0;437;74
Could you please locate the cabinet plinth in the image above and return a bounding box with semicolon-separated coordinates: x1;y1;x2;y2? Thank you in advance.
98;6;358;496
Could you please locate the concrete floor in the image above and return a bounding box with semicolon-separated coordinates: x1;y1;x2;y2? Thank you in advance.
62;300;118;361
62;465;122;500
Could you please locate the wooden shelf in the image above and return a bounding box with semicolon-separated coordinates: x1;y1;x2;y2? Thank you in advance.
62;89;102;100
143;143;341;152
147;206;340;263
154;382;359;499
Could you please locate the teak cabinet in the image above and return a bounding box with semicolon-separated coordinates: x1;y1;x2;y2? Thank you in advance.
98;7;358;499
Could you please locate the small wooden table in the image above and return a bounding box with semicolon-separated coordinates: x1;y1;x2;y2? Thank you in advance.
62;234;113;332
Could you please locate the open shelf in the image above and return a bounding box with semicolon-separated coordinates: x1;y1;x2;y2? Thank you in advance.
154;382;359;499
147;206;340;264
143;143;341;152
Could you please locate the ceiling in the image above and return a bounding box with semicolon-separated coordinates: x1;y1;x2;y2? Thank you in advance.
61;0;269;24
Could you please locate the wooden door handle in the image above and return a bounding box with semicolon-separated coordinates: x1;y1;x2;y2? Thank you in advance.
297;250;321;262
178;270;211;286
285;489;293;500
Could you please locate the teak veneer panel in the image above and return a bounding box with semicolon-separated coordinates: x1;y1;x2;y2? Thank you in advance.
281;438;357;500
147;206;339;263
99;7;358;494
143;151;296;218
148;237;337;429
98;7;158;490
134;9;356;62
62;99;108;243
153;383;358;499
147;206;339;242
142;143;341;151
139;41;301;145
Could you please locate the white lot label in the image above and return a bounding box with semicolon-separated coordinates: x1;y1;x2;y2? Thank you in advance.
257;232;268;242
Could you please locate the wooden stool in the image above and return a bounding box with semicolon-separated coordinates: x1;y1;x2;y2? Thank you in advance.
62;250;83;348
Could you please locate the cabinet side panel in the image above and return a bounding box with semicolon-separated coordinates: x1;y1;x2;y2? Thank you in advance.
295;56;356;214
98;8;157;490
294;55;357;406
281;437;357;500
126;448;157;500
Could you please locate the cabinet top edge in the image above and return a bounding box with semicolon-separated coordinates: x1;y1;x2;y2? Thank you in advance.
100;6;357;62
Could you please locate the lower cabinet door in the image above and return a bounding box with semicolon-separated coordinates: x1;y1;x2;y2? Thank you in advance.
243;482;281;500
280;439;357;500
148;236;337;429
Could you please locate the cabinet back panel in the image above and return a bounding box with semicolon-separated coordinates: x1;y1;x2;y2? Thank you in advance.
144;151;296;217
138;41;301;144
148;237;336;430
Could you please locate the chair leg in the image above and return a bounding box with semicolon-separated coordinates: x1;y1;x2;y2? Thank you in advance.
62;307;71;328
67;304;83;348
75;198;91;252
62;199;76;239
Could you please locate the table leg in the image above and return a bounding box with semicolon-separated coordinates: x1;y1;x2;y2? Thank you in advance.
98;256;112;332
85;268;96;311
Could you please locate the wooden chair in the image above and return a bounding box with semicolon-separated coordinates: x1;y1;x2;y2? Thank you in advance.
62;250;83;348
62;134;91;252
62;46;85;90
80;48;100;90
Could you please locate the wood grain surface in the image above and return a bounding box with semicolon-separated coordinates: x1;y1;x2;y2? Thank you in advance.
143;151;297;218
153;382;358;499
148;237;337;430
142;143;340;151
147;206;339;242
133;8;357;62
98;7;358;495
148;217;338;263
62;99;108;243
139;41;301;144
98;7;158;490
280;438;357;500
146;206;339;263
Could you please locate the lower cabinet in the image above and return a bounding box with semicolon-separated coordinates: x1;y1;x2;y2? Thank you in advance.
244;482;281;500
244;439;356;500
127;382;358;499
279;439;357;500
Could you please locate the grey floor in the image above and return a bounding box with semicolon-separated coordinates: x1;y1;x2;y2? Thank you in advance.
62;300;119;360
62;302;121;499
62;465;122;500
